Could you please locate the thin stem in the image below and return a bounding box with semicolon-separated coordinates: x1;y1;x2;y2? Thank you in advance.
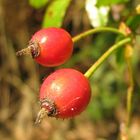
72;27;125;42
126;62;134;127
125;46;134;127
84;38;131;78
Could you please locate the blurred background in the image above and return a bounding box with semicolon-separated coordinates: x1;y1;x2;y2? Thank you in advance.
0;0;140;140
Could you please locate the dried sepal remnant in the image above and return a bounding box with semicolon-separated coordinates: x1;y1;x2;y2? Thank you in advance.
35;108;47;124
16;40;40;58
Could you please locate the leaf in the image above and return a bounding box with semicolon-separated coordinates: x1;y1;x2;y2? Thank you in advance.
116;46;125;67
29;0;48;9
97;0;129;6
42;0;71;28
126;15;140;32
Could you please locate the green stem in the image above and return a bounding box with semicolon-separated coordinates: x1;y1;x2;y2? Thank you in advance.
72;27;125;42
84;37;131;78
126;54;134;127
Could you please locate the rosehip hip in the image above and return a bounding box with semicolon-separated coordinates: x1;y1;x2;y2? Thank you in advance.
36;68;91;123
16;28;73;67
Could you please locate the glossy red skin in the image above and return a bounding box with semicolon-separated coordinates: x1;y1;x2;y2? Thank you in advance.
31;28;73;67
39;68;91;118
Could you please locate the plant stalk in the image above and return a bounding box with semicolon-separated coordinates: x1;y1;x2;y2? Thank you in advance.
84;38;131;78
72;27;125;42
125;46;134;127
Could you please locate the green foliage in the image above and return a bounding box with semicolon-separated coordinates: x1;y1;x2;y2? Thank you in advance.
29;0;48;9
87;67;120;121
42;0;71;28
115;14;140;67
88;99;103;120
115;47;125;68
126;15;140;32
97;0;129;6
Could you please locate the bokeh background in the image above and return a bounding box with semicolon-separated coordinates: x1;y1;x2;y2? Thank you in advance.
0;0;140;140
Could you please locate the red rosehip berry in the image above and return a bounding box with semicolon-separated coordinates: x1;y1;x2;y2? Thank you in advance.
36;68;91;124
16;28;73;67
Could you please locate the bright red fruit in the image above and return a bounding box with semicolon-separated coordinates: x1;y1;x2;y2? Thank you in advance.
16;28;73;67
36;68;91;123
